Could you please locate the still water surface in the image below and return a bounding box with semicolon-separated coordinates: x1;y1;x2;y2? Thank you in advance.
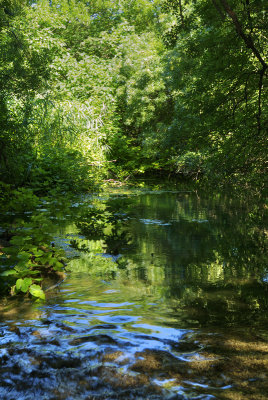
0;184;267;399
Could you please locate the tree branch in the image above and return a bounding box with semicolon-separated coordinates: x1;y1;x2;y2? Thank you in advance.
217;0;267;133
218;0;267;70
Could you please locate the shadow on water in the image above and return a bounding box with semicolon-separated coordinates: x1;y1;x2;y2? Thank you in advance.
0;183;267;399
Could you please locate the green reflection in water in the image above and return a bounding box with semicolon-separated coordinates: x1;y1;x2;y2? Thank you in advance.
69;187;267;329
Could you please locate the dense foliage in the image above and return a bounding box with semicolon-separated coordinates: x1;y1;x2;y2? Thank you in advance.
161;0;267;188
0;0;266;188
0;183;67;298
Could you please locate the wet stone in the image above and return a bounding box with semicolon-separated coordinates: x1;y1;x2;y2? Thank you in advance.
171;340;201;353
131;349;187;376
69;334;119;346
102;351;129;365
8;326;21;337
89;324;118;331
39;353;82;369
55;322;76;332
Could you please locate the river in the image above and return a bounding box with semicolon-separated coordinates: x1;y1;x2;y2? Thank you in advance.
0;183;267;399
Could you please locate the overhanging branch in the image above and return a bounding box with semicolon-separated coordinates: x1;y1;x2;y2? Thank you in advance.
218;0;267;70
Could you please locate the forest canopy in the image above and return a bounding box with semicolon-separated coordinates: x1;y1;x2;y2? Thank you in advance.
0;0;267;191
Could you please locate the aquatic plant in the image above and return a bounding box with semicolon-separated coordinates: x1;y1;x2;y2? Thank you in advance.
0;213;66;299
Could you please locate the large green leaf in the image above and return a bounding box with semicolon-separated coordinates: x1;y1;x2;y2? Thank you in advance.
16;277;32;293
29;284;45;300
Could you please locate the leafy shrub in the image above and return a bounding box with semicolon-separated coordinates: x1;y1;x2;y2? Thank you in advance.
173;152;205;179
26;149;102;194
0;214;66;299
0;182;40;213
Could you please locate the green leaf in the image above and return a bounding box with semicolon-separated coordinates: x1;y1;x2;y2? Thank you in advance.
1;269;17;276
52;260;64;271
2;247;19;256
31;248;45;257
17;251;31;261
29;284;45;300
16;278;23;290
10;236;31;246
16;277;32;293
14;265;29;273
27;270;41;275
23;236;33;242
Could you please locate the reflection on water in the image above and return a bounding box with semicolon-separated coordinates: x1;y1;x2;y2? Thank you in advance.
0;185;267;399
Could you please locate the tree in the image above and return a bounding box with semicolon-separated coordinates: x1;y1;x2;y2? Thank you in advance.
159;0;267;184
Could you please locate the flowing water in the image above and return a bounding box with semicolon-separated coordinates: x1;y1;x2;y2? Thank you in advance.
0;184;267;399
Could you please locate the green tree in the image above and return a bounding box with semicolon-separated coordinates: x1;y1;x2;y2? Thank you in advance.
160;0;267;185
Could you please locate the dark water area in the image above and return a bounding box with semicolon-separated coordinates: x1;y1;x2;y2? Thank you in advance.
0;183;267;399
